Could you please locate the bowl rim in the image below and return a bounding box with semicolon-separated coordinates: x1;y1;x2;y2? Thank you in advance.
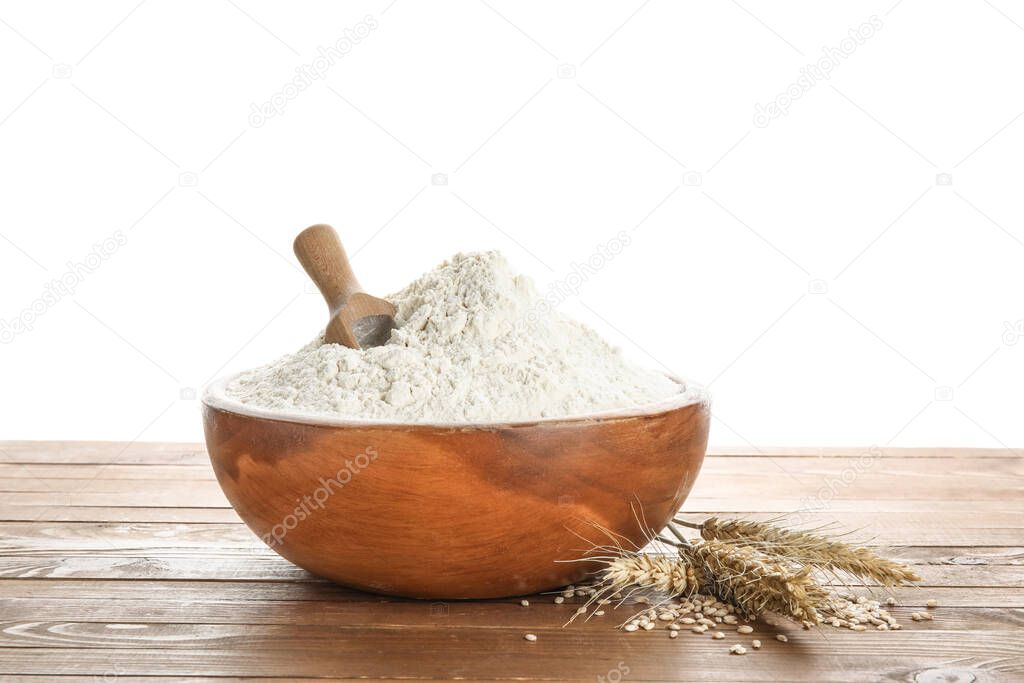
202;372;708;430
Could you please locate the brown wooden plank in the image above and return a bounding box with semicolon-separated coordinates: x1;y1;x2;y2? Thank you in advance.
1;579;1021;607
682;498;1023;513
709;446;1023;458
0;553;1020;586
0;505;242;523
1;543;1020;567
14;493;1015;516
0;464;215;480
0;579;360;602
672;511;1024;546
3;519;1021;553
0;554;314;581
0;442;209;465
0;522;260;551
0;479;231;493
3;499;1019;523
0;617;1019;648
0;490;228;507
1;468;1021;507
0;629;1020;680
1;595;1018;631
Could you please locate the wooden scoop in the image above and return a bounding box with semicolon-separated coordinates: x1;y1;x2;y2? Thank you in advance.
293;224;397;349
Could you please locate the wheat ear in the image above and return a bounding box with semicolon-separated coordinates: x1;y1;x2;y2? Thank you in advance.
596;552;702;599
699;517;921;587
682;538;824;624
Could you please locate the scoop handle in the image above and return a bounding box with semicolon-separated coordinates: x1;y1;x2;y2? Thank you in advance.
293;224;363;315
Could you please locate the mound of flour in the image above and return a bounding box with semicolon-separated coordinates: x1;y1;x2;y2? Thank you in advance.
223;252;702;422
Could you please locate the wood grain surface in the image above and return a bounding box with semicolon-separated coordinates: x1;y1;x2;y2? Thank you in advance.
0;441;1021;682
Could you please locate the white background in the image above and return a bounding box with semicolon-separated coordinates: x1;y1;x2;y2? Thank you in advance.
1;0;1021;450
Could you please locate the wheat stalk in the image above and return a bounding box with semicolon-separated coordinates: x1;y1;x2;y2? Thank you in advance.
681;538;824;624
572;516;920;633
697;516;921;587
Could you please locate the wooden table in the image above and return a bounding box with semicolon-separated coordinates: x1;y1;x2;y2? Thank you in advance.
0;442;1021;682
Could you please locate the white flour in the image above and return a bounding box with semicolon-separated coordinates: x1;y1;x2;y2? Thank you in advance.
222;251;703;423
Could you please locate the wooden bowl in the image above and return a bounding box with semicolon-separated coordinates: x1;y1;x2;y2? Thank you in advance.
202;376;710;599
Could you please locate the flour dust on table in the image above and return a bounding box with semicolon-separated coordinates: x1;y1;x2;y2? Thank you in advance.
221;251;704;423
